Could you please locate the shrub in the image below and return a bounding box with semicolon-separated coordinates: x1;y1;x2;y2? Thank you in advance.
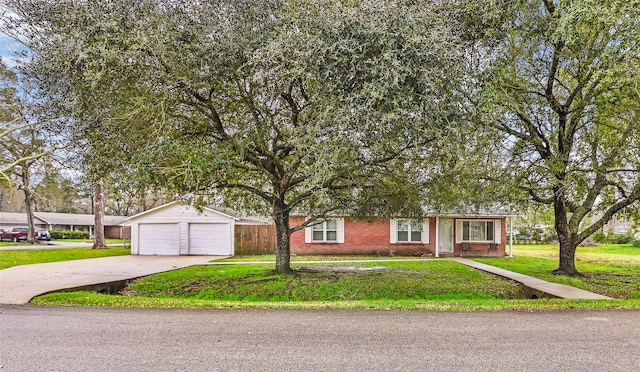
592;231;607;243
612;234;633;244
50;230;90;240
632;240;640;248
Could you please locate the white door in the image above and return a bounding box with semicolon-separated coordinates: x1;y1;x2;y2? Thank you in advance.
138;223;179;255
189;223;232;255
439;219;453;253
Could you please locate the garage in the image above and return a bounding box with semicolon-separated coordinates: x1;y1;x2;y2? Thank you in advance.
138;223;180;255
124;201;250;256
189;223;232;255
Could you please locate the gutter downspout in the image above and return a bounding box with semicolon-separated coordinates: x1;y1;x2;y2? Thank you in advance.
435;216;440;258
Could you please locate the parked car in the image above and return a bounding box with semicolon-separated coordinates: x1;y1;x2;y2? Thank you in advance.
0;227;29;242
36;229;51;241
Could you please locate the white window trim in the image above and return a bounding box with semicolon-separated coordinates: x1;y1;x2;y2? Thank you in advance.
390;219;429;244
304;218;344;244
455;219;501;244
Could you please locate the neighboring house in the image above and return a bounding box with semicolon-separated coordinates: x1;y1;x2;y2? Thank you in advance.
290;212;515;257
123;202;271;256
0;212;130;239
602;215;634;235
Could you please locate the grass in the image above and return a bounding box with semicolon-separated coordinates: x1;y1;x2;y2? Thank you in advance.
222;254;421;262
475;244;640;299
0;238;125;247
118;261;524;301
0;247;131;269
31;291;639;311
23;243;640;311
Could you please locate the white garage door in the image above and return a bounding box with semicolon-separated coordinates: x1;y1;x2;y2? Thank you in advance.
138;223;179;255
189;223;232;255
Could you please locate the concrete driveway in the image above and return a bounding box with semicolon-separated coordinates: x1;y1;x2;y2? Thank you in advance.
0;255;219;304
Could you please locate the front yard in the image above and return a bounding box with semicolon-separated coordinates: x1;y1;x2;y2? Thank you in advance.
3;242;637;310
0;247;131;270
475;244;640;299
29;244;640;310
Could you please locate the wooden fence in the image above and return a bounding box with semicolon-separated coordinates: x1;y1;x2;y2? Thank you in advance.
234;224;276;255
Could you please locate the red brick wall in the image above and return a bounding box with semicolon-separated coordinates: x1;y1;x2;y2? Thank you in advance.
290;216;508;257
104;225;131;239
290;216;436;256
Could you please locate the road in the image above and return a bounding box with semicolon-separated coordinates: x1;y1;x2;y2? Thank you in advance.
1;306;639;371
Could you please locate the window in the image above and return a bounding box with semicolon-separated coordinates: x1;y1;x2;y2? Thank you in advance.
397;219;423;242
462;220;494;242
312;219;338;242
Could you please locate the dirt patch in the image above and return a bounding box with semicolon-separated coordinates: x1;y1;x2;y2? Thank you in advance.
295;265;388;273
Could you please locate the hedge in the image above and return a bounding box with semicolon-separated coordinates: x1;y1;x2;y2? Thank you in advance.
50;230;91;240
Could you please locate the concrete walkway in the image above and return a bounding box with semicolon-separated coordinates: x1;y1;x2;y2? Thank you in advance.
451;258;612;300
0;255;218;304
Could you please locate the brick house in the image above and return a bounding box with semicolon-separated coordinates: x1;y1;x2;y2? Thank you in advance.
0;211;130;239
290;213;514;257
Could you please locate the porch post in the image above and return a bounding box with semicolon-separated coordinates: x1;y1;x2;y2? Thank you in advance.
435;216;440;258
509;216;513;258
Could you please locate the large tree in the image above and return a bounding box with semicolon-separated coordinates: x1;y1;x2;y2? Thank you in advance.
1;59;54;243
477;0;640;275
6;0;469;272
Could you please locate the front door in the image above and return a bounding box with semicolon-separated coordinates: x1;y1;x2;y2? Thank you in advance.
439;219;453;254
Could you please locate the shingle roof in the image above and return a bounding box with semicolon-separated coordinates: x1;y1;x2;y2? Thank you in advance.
0;212;47;225
123;201;270;224
34;212;127;226
0;212;127;226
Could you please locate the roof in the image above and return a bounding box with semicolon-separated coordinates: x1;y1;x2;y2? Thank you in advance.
123;201;270;224
291;209;518;219
0;212;127;226
0;212;47;225
35;212;127;226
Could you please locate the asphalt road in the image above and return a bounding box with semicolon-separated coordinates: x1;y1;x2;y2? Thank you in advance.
1;306;639;371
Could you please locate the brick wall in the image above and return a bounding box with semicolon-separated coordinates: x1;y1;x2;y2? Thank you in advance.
290;216;508;257
104;225;131;239
290;216;436;256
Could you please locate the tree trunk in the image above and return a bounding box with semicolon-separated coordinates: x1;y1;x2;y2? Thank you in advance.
92;179;107;249
272;197;292;274
552;186;579;275
23;179;37;245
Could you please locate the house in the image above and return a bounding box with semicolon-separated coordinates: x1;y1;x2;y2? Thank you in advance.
602;215;634;235
0;211;130;239
290;212;515;257
123;202;272;256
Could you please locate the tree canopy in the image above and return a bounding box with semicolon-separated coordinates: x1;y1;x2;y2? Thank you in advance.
5;0;472;272
475;0;640;274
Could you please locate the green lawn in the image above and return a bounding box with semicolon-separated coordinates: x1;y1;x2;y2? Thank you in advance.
0;239;125;247
119;260;524;301
475;244;640;299
22;243;640;310
0;247;131;269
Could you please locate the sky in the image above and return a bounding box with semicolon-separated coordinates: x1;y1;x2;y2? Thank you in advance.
0;33;28;68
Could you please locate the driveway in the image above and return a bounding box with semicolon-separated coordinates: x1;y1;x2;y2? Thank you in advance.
0;255;219;304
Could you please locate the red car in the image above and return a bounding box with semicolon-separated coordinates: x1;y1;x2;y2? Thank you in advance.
0;227;29;242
